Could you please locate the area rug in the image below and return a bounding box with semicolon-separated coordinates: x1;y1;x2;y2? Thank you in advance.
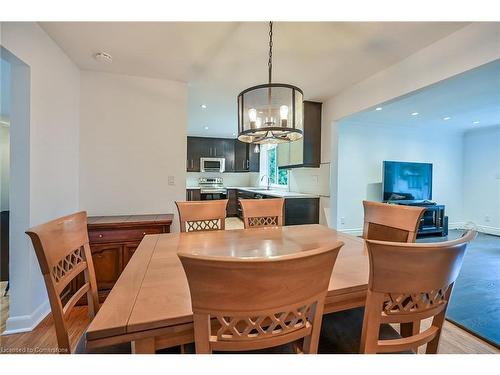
418;230;500;348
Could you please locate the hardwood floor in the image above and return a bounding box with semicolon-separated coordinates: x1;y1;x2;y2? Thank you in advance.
225;217;244;230
1;305;497;354
0;281;8;335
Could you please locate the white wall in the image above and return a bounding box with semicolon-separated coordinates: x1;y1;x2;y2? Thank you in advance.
1;22;80;333
322;23;500;228
79;71;187;232
463;125;500;235
337;122;464;234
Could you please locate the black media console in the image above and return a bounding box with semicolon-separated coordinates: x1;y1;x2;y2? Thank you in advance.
389;201;448;237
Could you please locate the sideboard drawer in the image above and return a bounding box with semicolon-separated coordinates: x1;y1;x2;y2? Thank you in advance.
89;227;162;243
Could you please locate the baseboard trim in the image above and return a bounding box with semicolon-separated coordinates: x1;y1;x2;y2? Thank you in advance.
2;300;51;335
475;225;500;236
339;223;500;237
339;228;363;236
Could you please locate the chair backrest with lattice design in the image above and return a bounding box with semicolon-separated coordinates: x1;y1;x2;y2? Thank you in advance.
360;230;476;354
240;198;284;229
26;211;99;354
178;242;344;354
175;200;228;232
363;200;426;242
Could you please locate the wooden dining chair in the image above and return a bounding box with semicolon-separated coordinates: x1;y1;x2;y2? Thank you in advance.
360;230;476;354
26;211;130;354
175;200;228;232
319;230;476;354
178;242;344;354
240;198;284;229
363;200;426;242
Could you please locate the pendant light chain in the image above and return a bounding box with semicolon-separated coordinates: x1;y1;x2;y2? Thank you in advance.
237;21;303;145
268;21;273;85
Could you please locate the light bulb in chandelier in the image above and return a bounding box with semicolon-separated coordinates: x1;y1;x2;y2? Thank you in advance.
280;105;289;127
248;108;258;129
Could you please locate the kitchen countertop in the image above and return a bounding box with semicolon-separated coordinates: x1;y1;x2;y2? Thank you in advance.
186;186;319;199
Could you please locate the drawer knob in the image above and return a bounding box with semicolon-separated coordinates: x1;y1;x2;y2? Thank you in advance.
142;232;146;235
98;234;103;238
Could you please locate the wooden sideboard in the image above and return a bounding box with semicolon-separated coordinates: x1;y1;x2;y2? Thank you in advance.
72;214;173;305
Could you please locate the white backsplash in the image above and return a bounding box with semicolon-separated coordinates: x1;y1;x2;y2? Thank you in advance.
288;163;330;197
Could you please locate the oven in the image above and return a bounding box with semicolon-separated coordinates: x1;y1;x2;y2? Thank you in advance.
200;157;225;173
198;177;227;200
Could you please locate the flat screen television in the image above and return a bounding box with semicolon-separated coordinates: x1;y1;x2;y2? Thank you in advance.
383;161;432;202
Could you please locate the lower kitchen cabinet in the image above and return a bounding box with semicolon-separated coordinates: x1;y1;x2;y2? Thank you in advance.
186;188;201;201
73;214;173;305
235;189;319;224
227;189;238;217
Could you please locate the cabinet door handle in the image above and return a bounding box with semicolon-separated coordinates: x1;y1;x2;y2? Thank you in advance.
247;160;249;169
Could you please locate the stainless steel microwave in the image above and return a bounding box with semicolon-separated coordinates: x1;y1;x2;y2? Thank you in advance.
200;157;225;173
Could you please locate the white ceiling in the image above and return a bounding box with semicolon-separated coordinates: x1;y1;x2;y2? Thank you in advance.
341;58;500;134
40;22;469;137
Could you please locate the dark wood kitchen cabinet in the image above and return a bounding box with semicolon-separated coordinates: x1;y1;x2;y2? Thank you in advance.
234;140;249;172
187;137;204;172
278;101;322;169
248;144;260;172
73;214;173;305
186;188;201;201
226;189;238;216
186;136;259;173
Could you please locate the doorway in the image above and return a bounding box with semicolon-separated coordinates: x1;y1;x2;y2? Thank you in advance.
0;46;30;335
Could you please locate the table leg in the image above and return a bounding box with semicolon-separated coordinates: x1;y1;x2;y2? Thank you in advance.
132;337;155;354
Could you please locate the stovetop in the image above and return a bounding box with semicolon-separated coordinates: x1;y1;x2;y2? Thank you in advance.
198;177;226;194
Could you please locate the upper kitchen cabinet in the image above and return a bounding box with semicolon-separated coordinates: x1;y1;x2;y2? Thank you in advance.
234;140;249;172
277;101;322;169
186;137;259;173
248;144;260;172
187;136;204;172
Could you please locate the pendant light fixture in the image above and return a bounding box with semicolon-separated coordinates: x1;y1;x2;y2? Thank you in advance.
237;22;304;144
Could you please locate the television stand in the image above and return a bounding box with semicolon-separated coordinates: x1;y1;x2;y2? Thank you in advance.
389;201;448;237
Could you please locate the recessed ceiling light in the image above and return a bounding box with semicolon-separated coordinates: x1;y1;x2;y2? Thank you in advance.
375;107;383;111
443;117;451;121
200;104;207;109
473;121;480;124
411;112;419;116
93;52;113;64
204;126;209;130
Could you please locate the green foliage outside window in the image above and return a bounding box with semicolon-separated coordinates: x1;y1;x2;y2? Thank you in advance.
267;147;288;186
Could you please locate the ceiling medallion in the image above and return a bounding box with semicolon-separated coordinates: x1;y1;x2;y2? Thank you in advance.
237;22;304;144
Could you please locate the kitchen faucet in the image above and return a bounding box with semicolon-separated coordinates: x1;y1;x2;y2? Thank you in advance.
260;174;270;190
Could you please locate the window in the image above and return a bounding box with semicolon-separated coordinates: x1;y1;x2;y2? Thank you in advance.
261;144;288;187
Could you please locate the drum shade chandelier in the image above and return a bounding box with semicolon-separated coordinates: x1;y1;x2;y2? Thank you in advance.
237;22;304;145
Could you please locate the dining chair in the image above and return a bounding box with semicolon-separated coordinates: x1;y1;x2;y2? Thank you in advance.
240;198;284;229
175;200;228;232
319;230;476;354
363;200;426;242
26;211;130;354
178;242;344;354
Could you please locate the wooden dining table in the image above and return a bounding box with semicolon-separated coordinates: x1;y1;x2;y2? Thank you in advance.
85;224;369;353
